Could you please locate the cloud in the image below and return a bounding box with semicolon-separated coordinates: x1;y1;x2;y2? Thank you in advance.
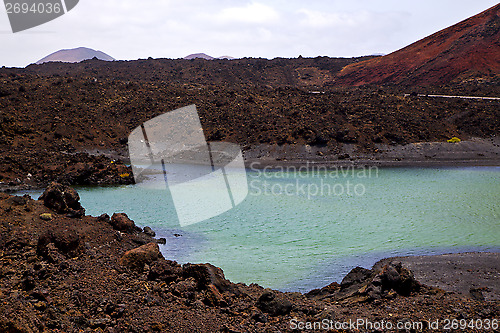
298;9;350;29
216;2;279;24
297;8;395;30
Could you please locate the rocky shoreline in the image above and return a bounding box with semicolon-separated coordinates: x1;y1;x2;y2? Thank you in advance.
2;137;498;194
0;183;498;332
0;147;134;193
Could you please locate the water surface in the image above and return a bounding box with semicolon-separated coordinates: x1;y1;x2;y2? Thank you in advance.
25;167;500;292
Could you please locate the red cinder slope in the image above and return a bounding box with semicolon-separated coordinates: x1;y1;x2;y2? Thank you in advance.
336;4;500;86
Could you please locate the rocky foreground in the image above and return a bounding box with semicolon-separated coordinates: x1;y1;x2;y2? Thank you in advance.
0;183;498;332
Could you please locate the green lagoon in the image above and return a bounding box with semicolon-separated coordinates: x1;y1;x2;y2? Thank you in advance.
25;167;500;292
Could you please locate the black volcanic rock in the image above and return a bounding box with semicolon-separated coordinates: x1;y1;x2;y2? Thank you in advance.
39;182;84;217
110;213;139;233
256;290;293;316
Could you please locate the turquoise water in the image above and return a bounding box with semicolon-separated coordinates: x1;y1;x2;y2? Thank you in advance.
25;167;500;292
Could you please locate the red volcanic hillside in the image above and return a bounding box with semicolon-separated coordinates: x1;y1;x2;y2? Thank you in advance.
336;4;500;86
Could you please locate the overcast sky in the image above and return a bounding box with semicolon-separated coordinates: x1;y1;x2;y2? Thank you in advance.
0;0;497;67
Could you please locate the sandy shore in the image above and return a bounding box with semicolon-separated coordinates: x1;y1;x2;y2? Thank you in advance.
244;137;500;169
375;252;500;301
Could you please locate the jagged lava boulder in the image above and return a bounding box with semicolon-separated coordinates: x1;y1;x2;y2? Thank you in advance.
110;212;140;233
119;242;163;271
38;182;85;217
